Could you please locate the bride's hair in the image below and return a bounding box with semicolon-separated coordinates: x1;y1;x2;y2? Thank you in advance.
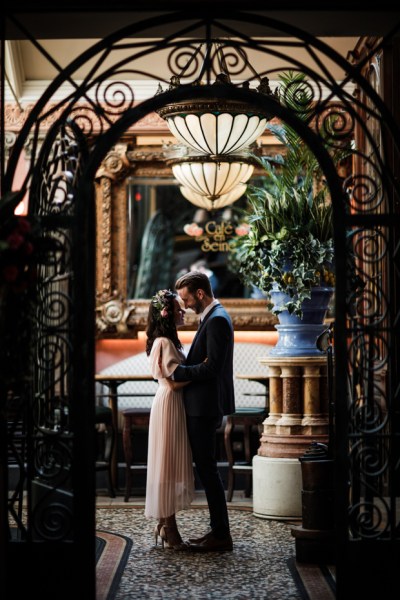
146;289;183;355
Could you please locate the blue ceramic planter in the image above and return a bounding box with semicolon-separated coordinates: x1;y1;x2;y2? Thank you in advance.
269;287;333;357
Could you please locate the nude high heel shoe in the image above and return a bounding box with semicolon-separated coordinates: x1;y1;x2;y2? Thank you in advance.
160;525;188;551
153;522;163;546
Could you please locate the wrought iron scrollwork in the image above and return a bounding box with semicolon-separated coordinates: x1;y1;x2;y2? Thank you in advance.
2;13;400;561
23;121;88;542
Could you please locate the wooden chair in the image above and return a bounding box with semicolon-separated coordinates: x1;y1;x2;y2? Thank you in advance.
224;407;268;502
122;408;151;502
95;405;116;498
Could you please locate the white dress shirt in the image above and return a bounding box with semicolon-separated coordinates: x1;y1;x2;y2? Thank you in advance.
199;299;219;323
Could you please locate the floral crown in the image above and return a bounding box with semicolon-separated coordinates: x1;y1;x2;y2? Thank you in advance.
151;289;175;319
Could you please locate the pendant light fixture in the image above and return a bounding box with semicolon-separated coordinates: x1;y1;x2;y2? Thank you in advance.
163;141;255;210
157;40;279;157
179;183;247;211
170;156;254;201
159;98;268;156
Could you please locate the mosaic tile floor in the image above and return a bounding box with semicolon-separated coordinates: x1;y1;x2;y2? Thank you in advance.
96;494;307;600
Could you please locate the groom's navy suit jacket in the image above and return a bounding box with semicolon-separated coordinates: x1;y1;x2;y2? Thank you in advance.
173;303;235;420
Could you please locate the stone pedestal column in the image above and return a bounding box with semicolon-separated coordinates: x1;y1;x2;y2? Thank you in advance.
302;364;328;433
276;365;303;430
253;355;331;519
262;366;282;431
258;356;329;458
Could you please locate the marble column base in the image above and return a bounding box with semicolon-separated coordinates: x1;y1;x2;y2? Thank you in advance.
252;455;302;519
258;433;329;458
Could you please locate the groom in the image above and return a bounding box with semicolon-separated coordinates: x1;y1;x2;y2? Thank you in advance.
173;270;235;552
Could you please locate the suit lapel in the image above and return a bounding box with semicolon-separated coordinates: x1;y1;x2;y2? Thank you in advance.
187;304;219;359
189;322;202;350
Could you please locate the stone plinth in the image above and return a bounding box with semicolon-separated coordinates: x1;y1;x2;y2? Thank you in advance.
253;456;302;519
258;355;330;458
252;354;331;519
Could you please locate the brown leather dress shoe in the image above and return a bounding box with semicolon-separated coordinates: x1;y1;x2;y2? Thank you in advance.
188;533;233;552
188;530;213;544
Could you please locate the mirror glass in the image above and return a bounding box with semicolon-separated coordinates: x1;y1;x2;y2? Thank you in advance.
95;146;275;337
126;177;254;299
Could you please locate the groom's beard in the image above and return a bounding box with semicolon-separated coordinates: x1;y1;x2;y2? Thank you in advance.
193;298;203;314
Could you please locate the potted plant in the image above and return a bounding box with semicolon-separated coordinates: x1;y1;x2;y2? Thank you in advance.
230;72;354;355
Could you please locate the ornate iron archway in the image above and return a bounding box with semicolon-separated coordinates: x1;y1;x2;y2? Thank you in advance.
1;11;400;598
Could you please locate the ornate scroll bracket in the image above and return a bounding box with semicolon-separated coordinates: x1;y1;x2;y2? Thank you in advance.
95;297;278;338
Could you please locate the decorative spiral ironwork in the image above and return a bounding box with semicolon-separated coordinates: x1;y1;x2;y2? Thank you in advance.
348;333;388;373
351;439;389;477
97;80;135;115
33;122;84;216
352;228;387;264
2;16;400;556
350;393;388;434
36;334;70;374
315;103;354;151
210;43;249;78
33;499;73;541
35;439;72;481
346;170;384;213
38;290;70;328
280;75;317;117
166;41;254;85
349;500;389;539
167;44;205;79
348;288;388;325
68;106;102;137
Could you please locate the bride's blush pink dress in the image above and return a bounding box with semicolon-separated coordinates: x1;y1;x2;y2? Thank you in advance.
144;337;195;519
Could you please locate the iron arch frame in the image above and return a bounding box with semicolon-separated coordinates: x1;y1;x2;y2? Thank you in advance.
1;11;400;598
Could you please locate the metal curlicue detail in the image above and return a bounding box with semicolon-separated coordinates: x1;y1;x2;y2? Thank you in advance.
157;39;279;157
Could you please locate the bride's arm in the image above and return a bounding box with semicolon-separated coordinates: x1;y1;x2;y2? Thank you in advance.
165;379;190;390
166;357;207;390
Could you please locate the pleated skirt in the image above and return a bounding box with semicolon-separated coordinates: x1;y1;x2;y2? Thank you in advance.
144;381;195;519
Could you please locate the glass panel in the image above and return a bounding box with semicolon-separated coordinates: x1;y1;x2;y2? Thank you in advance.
180;182;247;209
126;179;250;298
167;113;267;155
172;162;254;197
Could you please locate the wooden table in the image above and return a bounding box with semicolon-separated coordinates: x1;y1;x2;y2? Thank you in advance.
95;374;156;489
235;373;270;409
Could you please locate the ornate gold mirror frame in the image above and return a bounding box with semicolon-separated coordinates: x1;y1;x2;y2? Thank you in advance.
95;139;279;338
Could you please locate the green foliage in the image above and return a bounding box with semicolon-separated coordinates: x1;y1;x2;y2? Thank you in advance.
231;71;345;317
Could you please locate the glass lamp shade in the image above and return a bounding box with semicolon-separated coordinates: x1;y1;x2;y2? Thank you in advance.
180;183;247;211
171;158;254;199
159;100;268;156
